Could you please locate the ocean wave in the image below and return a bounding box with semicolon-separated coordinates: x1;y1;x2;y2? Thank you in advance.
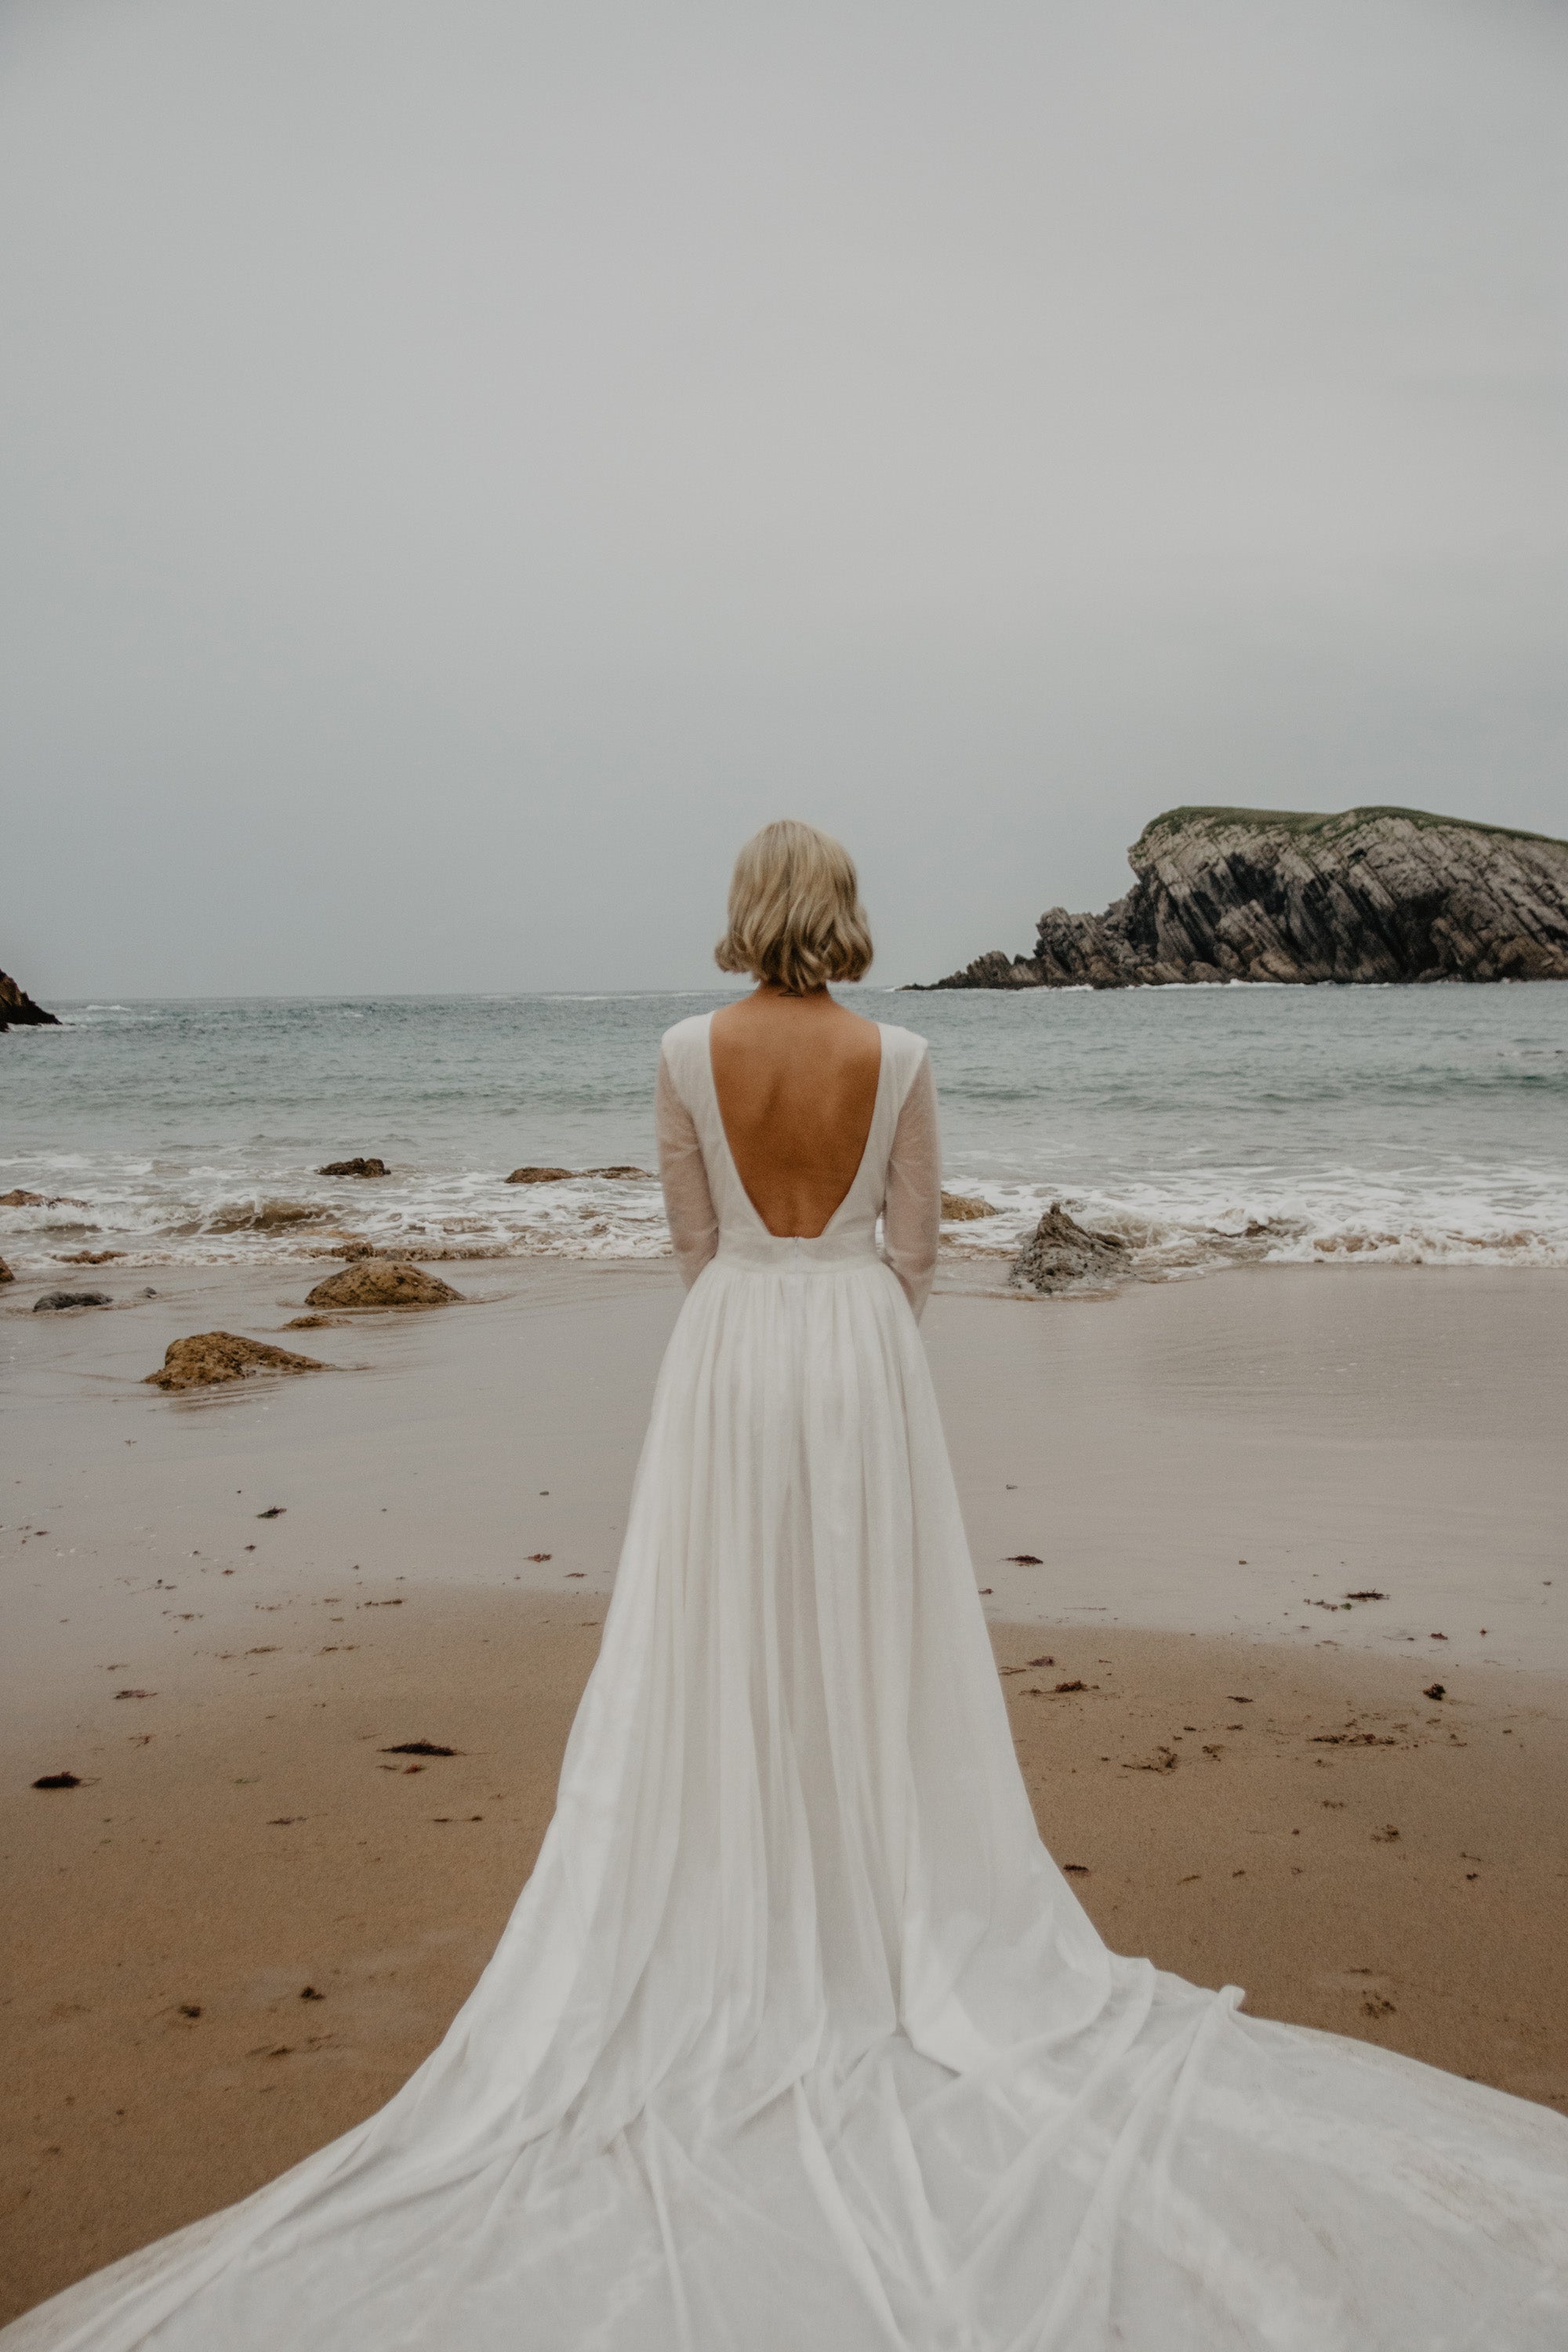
934;1170;1568;1278
3;1155;1566;1283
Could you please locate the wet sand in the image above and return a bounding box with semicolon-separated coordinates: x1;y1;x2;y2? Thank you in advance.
3;1595;1564;2322
2;1259;1566;2317
5;1260;1565;1715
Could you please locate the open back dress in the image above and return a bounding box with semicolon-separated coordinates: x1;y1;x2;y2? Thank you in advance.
6;1014;1566;2350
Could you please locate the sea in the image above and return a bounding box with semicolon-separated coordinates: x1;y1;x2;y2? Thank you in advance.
2;984;1566;1285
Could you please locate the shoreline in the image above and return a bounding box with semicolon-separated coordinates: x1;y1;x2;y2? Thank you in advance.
2;1594;1564;2321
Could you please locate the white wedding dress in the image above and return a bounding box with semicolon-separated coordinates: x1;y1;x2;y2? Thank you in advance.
8;1014;1566;2350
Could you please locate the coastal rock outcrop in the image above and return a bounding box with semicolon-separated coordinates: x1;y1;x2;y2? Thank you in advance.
0;1258;13;1283
1011;1204;1129;1294
922;806;1568;988
147;1332;328;1390
319;1157;388;1178
0;971;60;1030
303;1261;463;1309
34;1289;113;1312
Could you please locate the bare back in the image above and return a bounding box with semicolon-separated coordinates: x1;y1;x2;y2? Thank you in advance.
709;989;883;1239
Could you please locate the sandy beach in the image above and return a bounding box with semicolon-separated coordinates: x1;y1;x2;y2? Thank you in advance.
4;1258;1566;2319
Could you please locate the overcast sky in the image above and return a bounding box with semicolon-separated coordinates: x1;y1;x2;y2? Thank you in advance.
2;0;1565;997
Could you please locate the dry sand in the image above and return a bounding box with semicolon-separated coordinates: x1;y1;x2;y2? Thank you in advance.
3;1258;1566;2318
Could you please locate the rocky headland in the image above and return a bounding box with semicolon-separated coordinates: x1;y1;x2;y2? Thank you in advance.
1;970;60;1030
921;806;1568;989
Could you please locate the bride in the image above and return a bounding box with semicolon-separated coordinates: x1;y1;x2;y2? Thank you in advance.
9;822;1566;2349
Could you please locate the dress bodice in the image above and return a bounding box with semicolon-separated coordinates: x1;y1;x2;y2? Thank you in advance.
656;1011;941;1312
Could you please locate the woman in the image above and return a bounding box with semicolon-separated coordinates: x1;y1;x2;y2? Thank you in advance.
8;821;1566;2350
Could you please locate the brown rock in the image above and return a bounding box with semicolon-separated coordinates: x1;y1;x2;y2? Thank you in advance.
0;1257;13;1283
1;1188;46;1207
208;1200;325;1232
940;1191;997;1221
503;1165;652;1184
303;1261;463;1310
318;1157;388;1178
1011;1203;1130;1294
146;1333;328;1391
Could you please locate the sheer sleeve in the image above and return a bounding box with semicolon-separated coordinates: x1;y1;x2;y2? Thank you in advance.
656;1046;720;1289
881;1047;941;1322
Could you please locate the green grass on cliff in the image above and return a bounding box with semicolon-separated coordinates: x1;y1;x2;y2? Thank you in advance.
1137;804;1567;852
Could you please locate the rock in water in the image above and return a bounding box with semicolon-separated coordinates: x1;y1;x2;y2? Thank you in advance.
940;1191;997;1221
0;970;60;1030
921;806;1568;988
34;1289;112;1312
318;1157;388;1178
0;1258;12;1283
504;1165;652;1184
303;1261;463;1309
146;1333;328;1390
1011;1204;1129;1294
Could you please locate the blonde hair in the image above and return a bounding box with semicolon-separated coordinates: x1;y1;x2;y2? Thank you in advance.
714;820;873;993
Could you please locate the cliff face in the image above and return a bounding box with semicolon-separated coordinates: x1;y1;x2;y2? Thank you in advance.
924;807;1568;989
0;969;60;1030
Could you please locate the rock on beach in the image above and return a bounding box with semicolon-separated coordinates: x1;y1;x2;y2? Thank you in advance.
33;1290;113;1313
941;1191;998;1221
318;1157;388;1178
146;1333;328;1390
1011;1204;1130;1294
303;1261;463;1310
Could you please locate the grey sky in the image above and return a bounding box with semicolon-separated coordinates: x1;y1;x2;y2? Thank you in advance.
3;0;1565;996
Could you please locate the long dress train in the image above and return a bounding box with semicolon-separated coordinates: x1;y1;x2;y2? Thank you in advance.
5;1014;1566;2350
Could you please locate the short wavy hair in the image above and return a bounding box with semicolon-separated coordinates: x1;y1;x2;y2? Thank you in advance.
714;820;873;993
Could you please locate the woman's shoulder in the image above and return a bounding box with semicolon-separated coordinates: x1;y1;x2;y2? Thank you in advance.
658;1012;713;1091
871;1018;931;1101
659;1011;713;1054
872;1017;930;1063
